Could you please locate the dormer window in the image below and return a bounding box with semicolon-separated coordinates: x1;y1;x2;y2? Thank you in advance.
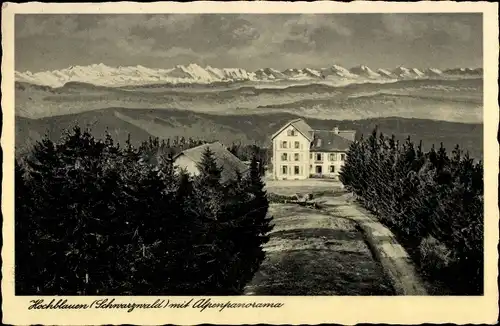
316;138;322;147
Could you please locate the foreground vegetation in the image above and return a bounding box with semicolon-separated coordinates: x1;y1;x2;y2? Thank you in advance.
15;126;272;295
339;128;483;294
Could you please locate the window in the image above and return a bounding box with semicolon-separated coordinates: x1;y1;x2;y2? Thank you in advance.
294;166;300;175
294;141;300;149
281;153;288;161
287;129;296;136
316;139;322;147
340;154;346;161
281;141;287;148
294;153;300;161
329;153;337;161
310;153;312;159
309;165;312;170
282;166;288;175
315;165;322;174
329;165;335;173
316;153;322;161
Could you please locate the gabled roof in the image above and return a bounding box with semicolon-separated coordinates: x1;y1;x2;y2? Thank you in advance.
310;130;354;152
271;118;314;141
174;141;249;183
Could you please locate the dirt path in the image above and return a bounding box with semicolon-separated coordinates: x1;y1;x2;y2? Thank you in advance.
317;193;428;295
244;203;395;295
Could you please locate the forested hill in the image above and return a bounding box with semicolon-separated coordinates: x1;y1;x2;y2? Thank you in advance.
16;108;483;159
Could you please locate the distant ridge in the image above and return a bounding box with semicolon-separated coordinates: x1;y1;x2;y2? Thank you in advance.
15;108;484;161
15;63;483;88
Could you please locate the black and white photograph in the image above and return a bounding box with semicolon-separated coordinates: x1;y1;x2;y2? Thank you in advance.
2;2;499;325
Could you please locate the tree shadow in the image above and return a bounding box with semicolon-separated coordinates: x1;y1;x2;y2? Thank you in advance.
270;228;363;242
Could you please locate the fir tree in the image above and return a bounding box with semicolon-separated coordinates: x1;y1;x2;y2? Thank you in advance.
15;159;35;294
24;134;68;294
239;153;273;286
338;128;484;294
196;147;222;188
191;147;226;293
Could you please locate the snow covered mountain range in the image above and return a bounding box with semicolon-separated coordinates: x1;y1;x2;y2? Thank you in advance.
15;63;483;88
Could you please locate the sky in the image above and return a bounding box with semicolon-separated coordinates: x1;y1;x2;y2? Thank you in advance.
15;13;483;72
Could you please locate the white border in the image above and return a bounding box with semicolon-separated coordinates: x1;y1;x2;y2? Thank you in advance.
2;2;499;325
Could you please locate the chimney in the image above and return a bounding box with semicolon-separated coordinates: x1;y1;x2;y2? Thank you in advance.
333;126;339;134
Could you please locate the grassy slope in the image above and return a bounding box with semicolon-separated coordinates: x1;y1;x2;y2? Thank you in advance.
16;108;483;159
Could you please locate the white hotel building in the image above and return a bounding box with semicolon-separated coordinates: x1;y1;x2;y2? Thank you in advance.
271;119;355;180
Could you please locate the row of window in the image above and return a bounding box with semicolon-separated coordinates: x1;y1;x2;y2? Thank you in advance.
281;153;302;161
280;152;346;162
281;138;345;151
312;165;336;173
311;153;345;161
281;165;302;175
281;165;337;175
280;140;301;149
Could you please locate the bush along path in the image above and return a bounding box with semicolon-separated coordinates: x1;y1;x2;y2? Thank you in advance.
339;127;483;295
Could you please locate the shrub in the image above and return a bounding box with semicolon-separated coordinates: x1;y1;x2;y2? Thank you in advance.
419;236;452;277
268;193;295;203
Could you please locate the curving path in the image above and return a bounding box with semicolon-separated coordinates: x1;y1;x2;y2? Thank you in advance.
318;193;428;295
244;202;395;295
245;179;427;296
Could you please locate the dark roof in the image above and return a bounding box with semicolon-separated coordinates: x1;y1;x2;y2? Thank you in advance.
175;142;249;183
338;130;356;142
271;118;314;141
310;130;354;152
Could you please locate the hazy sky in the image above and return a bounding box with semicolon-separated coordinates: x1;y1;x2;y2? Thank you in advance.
15;13;482;72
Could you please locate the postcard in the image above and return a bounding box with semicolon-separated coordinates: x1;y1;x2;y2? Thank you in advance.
2;1;499;325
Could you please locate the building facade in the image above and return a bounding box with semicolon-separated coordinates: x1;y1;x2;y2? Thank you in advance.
271;119;355;180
